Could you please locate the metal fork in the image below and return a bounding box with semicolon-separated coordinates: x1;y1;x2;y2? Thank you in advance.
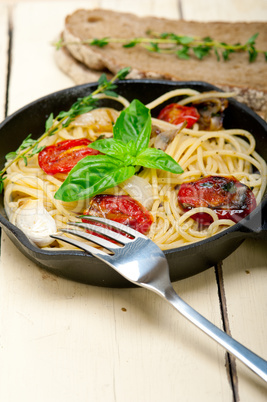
51;216;267;382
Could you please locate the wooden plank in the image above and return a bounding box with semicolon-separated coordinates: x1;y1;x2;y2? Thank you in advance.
7;1;98;114
0;4;9;121
0;2;232;402
221;240;267;399
181;0;267;21
183;0;267;397
0;237;232;402
100;0;180;18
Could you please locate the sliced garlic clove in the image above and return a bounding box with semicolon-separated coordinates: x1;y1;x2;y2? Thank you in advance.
14;199;57;247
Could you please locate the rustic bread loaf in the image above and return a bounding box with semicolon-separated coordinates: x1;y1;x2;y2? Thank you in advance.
58;9;267;117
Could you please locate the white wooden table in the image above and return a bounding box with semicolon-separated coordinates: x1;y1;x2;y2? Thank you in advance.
0;1;267;401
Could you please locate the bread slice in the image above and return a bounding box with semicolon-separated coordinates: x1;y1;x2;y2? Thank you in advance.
54;38;112;85
59;9;267;118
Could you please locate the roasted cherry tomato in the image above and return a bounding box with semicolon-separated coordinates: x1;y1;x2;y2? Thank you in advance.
83;194;153;236
38;139;99;175
178;176;256;226
158;103;200;128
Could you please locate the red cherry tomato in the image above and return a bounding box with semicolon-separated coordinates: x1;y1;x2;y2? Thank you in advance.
38;139;99;174
158;103;200;128
178;176;256;226
83;194;153;237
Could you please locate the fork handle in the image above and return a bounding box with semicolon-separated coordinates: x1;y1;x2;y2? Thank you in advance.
164;286;267;382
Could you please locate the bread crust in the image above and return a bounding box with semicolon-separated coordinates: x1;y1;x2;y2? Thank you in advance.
54;39;112;84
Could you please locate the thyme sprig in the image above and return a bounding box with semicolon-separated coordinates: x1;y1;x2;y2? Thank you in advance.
55;32;267;62
0;67;130;192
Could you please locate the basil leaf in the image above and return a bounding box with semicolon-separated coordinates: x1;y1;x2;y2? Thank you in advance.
90;138;137;158
54;155;135;201
89;138;127;158
89;138;136;165
113;99;151;153
125;140;136;156
135;148;183;174
54;99;184;203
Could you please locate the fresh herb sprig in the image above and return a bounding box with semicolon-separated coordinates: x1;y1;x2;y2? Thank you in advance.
55;32;267;62
5;134;46;165
0;67;130;192
54;100;183;202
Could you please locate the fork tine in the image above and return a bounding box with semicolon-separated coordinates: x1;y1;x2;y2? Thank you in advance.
68;221;133;245
61;227;122;251
50;233;109;258
79;215;147;239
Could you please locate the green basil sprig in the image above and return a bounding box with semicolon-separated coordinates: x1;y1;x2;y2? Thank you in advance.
54;99;183;202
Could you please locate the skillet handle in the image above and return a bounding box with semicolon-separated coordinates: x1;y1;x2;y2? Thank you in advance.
238;204;267;240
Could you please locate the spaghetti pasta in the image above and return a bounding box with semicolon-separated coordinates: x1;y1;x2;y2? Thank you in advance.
3;89;267;251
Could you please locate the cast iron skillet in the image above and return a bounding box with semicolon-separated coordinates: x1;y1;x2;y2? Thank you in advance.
0;80;266;287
